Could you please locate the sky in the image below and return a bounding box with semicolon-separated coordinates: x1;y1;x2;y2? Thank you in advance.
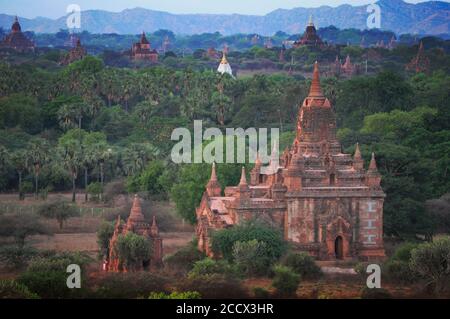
0;0;446;19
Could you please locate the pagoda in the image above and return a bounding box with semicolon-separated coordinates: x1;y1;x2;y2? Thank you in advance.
196;62;386;261
293;15;324;48
0;17;35;52
107;195;163;271
217;52;233;77
131;32;158;62
406;42;430;73
60;38;87;65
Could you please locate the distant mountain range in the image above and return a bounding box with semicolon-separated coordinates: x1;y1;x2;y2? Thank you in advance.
0;0;449;36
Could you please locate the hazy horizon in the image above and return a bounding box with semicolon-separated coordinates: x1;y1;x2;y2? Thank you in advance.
1;0;447;20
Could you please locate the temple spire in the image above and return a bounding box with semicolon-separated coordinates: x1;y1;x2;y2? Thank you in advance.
151;216;159;237
308;14;314;26
206;162;221;197
354;143;362;160
128;194;145;223
210;162;218;181
369;153;378;171
308;61;324;98
239;167;248;186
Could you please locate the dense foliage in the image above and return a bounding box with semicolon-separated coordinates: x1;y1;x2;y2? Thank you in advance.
0;37;449;241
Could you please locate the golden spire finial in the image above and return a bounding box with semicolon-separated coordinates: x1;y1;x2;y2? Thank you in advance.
308;14;314;26
221;52;228;64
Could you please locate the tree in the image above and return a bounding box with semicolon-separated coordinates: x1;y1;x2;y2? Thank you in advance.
0;214;51;248
37;199;80;229
211;220;287;262
115;232;152;272
57;102;87;131
282;252;323;279
10;150;27;200
97;221;115;260
26;139;50;199
232;240;272;276
271;265;300;297
58;139;82;202
410;237;450;294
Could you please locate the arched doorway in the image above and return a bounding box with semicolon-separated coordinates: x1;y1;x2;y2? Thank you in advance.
335;236;344;259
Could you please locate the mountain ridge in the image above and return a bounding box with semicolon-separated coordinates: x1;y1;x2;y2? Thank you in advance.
0;0;448;36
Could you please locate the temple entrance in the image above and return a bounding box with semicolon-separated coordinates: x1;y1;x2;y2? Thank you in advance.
335;236;343;259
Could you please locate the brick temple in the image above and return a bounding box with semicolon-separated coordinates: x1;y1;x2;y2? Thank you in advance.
293;16;325;48
0;17;35;52
60;38;87;65
130;32;159;62
107;195;163;271
196;62;386;261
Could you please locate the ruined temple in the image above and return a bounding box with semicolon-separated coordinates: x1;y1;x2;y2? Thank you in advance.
107;195;163;271
130;32;158;62
196;62;385;261
60;38;87;65
406;42;430;73
293;16;324;49
0;17;35;52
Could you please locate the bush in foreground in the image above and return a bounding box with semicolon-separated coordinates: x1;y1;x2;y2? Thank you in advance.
0;280;39;299
410;237;450;294
282;252;322;280
271;265;300;297
149;291;201;299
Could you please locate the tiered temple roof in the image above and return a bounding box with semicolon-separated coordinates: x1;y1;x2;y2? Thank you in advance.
131;32;159;62
196;61;385;260
293;16;324;48
60;38;87;65
406;42;430;73
0;17;35;52
107;195;163;271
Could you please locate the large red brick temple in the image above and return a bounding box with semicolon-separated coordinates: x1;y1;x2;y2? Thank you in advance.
0;17;35;52
107;195;163;271
293;16;325;48
130;32;159;62
196;62;386;261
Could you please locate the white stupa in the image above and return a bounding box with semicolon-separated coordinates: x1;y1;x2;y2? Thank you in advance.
217;52;233;77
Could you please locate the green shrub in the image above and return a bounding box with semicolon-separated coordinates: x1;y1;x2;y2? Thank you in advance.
96;221;115;260
164;241;205;275
271;265;300;297
188;258;238;279
177;274;248;299
252;287;270;299
211;220;287;262
410;237;450;294
391;242;420;262
0;245;39;270
383;242;420;284
92;272;170;299
87;182;102;201
0;280;39;299
149;291;201;299
232;240;272;276
115;232;152;271
282;252;322;279
18;252;91;298
361;287;392;299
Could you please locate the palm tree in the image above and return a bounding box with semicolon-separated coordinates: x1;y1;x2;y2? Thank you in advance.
10;150;27;200
26;139;49;200
60;140;82;203
81;145;95;202
57;102;87;131
122;143;159;176
92;144;113;200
